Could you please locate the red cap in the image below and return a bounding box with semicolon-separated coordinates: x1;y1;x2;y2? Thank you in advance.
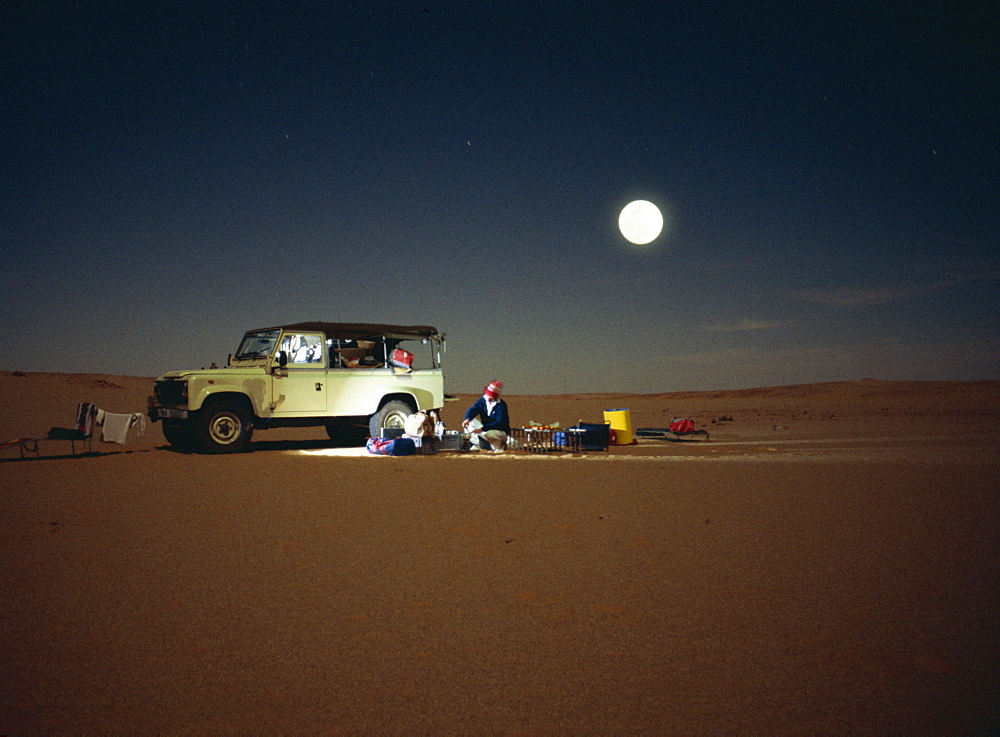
484;381;503;399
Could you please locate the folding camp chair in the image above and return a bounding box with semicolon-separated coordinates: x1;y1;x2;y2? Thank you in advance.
45;401;100;454
0;437;43;459
1;403;101;459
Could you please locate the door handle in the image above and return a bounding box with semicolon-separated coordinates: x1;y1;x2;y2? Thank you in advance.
315;382;323;391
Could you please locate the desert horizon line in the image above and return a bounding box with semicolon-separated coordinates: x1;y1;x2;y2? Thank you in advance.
2;369;996;399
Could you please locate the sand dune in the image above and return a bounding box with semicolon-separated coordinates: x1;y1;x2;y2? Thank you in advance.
1;371;998;732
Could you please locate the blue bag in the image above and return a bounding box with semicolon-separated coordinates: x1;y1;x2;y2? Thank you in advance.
366;437;417;456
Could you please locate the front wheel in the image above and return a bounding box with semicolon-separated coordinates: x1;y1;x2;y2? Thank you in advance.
326;417;368;447
369;399;415;439
195;400;254;454
161;420;195;451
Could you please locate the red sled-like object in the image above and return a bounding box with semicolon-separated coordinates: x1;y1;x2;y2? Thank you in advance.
670;418;695;433
390;348;414;369
635;420;710;442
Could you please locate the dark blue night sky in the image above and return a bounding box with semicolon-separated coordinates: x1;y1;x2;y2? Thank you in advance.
2;2;996;392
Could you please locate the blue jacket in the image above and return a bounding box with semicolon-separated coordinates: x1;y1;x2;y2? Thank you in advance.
463;396;511;434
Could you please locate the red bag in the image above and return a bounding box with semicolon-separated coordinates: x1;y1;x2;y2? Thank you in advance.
390;349;414;369
670;418;695;433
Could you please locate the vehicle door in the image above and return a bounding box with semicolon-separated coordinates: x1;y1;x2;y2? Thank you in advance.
271;331;327;414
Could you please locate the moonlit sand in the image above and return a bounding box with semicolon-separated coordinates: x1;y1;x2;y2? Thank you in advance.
1;371;997;733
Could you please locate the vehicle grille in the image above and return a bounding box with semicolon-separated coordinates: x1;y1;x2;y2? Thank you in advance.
154;379;188;406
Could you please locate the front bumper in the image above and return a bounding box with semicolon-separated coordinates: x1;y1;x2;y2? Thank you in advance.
147;397;189;422
154;408;189;420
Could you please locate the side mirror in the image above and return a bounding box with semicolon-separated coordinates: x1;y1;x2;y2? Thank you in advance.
277;350;288;368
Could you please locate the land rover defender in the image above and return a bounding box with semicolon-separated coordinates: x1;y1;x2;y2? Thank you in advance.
148;322;446;453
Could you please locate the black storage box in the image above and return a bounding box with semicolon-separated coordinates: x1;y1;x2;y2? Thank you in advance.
573;422;610;451
439;431;463;451
416;437;440;455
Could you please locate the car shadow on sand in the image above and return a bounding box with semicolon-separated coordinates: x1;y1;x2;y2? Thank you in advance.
0;445;156;463
155;438;366;455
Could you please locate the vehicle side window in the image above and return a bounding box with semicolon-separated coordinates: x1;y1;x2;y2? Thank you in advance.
280;333;324;365
332;339;384;368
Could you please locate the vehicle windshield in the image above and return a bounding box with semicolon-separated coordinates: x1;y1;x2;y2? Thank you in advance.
235;329;280;359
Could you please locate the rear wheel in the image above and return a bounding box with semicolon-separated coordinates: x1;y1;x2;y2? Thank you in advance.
195;399;254;454
369;399;415;439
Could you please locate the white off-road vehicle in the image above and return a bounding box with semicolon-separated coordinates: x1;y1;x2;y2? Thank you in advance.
148;322;445;453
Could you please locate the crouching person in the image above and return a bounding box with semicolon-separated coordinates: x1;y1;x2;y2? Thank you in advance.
463;381;510;452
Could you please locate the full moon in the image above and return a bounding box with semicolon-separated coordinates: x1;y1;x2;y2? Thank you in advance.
618;200;663;244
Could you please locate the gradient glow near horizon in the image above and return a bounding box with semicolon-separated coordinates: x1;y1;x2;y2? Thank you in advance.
0;3;996;394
